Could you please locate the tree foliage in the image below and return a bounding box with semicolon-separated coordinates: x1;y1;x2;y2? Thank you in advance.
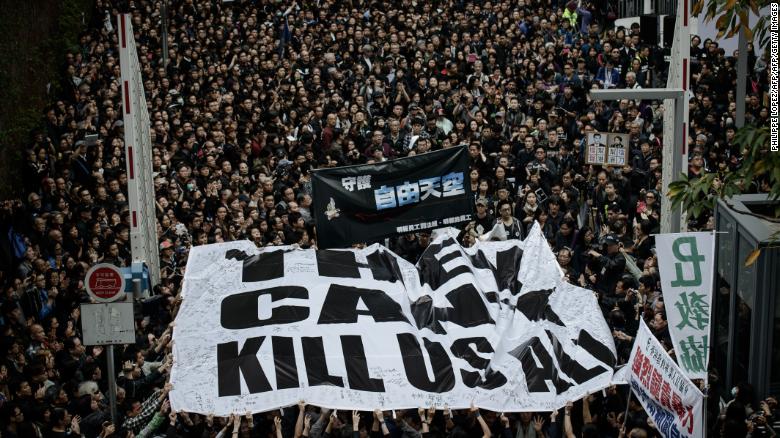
668;125;778;221
693;0;771;46
0;0;93;198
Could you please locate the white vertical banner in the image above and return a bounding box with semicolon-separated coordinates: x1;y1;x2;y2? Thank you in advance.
623;320;704;438
655;232;715;380
118;13;160;287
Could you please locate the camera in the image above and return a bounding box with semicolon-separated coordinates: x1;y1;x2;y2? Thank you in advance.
587;241;603;254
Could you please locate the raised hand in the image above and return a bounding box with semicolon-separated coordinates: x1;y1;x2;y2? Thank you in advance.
180;411;192;426
71;415;81;435
275;415;283;438
533;416;544;432
352;410;361;431
374;409;384;422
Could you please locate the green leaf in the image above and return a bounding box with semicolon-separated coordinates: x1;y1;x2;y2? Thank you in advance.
667;182;686;199
758;159;770;176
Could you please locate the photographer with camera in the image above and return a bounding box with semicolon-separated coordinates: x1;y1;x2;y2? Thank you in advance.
586;234;626;296
526;147;558;190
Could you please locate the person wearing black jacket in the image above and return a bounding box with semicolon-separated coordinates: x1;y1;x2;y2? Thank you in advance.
472;197;495;236
586;234;626;295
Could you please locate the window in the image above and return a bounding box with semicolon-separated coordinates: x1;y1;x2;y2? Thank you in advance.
713;215;734;398
732;235;755;386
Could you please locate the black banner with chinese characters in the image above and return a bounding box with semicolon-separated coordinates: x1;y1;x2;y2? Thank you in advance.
312;147;473;248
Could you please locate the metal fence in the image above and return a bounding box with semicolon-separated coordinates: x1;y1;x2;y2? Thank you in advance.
616;0;677;17
653;0;676;16
618;0;644;17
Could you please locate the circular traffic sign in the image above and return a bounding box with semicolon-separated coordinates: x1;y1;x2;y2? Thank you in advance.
85;264;126;303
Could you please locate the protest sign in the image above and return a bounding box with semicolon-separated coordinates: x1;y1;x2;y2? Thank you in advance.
311;147;473;248
622;320;704;438
655;232;715;380
169;225;616;415
586;132;628;166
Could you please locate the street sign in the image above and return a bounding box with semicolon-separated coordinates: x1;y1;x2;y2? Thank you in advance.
81;302;136;346
85;263;126;303
80;299;136;424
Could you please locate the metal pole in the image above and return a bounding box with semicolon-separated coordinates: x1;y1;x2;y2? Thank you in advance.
107;344;118;424
133;278;143;300
623;389;633;429
670;94;686;232
161;0;169;69
735;28;748;128
589;88;686;233
702;383;709;437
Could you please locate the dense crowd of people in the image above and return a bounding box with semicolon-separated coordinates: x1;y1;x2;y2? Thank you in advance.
0;0;775;436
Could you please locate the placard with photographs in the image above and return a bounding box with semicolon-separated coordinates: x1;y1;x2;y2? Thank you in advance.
586;132;628;166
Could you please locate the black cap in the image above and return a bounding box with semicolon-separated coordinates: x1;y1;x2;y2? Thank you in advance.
607;202;622;212
604;234;620;245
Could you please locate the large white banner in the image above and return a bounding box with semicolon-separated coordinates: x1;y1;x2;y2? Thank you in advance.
621;320;704;438
170;225;616;415
655;232;715;380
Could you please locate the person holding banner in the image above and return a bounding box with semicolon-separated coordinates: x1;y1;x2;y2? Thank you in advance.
486;200;524;240
2;0;776;432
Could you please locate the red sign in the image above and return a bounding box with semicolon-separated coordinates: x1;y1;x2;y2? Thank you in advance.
85;264;126;303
